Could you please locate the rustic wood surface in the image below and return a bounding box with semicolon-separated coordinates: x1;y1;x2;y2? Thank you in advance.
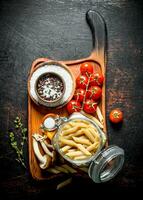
0;0;143;198
28;9;107;181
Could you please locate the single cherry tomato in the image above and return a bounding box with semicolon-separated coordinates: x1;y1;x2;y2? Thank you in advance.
76;75;88;89
67;100;81;114
80;62;94;75
83;99;97;114
109;109;123;123
90;73;104;86
86;86;102;101
73;88;85;102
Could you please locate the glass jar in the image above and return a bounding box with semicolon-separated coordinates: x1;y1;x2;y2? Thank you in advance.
48;112;124;183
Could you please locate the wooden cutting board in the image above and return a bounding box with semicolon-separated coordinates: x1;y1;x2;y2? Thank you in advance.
28;10;107;180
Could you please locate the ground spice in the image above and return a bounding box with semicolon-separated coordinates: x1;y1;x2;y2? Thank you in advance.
37;74;64;102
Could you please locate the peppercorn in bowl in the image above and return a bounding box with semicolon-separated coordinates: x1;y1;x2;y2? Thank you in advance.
36;72;65;104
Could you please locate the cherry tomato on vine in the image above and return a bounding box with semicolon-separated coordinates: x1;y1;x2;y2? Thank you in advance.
83;99;97;114
73;88;85;102
80;62;94;75
86;86;102;101
90;73;104;86
76;75;88;89
67;100;81;114
109;109;123;123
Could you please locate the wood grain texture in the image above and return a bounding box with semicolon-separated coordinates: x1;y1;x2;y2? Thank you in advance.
0;0;143;197
28;60;105;180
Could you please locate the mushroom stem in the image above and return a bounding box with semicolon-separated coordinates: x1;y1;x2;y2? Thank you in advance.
32;134;51;169
40;140;53;158
32;136;45;164
39;155;51;169
32;133;54;157
44;140;54;149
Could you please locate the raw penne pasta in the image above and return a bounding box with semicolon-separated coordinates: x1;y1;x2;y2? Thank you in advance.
54;165;69;173
64;130;83;139
58;118;101;161
74;129;84;137
68;148;77;152
68;121;76;126
59;137;76;147
64;129;84;139
76;144;91;156
63;134;74;139
87;142;99;152
73;119;90;124
84;129;95;143
62;124;72;130
64;154;74;159
62;126;79;135
96;106;104;124
74;155;89;160
72;136;91;146
61;145;71;153
78;123;89;128
79;135;87;139
68;121;88;128
83;144;89;148
63;129;83;140
89;124;96;129
62;164;77;173
92;118;103;129
88;127;99;140
56;178;72;190
81;111;104;129
66;150;84;157
79;167;88;173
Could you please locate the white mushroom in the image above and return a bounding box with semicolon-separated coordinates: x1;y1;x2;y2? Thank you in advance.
40;140;53;158
44;140;54;150
39;154;51;169
32;134;54;157
32;134;51;169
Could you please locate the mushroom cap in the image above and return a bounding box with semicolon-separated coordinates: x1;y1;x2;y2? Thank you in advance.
40;154;51;169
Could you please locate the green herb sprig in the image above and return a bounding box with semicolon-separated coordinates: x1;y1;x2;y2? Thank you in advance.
9;116;27;168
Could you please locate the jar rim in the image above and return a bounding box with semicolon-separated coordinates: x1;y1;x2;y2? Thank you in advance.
88;145;124;183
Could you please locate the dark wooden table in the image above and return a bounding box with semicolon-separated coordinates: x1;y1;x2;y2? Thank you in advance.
0;0;143;198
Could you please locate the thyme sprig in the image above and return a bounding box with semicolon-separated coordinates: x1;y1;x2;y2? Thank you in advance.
9;116;27;168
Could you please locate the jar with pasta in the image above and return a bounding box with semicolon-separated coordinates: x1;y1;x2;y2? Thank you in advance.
52;112;124;183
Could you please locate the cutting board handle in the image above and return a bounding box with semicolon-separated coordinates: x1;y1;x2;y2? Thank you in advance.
86;10;106;59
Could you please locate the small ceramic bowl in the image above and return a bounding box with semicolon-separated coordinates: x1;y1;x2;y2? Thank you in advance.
28;61;76;108
35;72;66;104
